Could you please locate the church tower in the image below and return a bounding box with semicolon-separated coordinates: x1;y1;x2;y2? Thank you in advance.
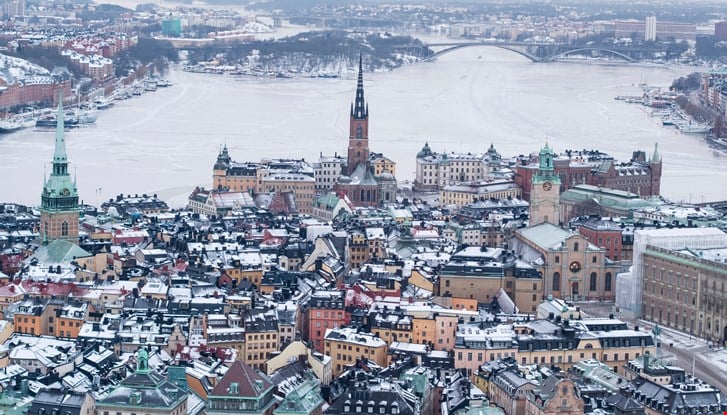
648;142;662;196
212;144;231;191
346;54;369;175
529;143;561;226
40;98;80;245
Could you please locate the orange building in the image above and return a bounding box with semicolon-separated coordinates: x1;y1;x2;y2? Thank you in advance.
54;301;87;338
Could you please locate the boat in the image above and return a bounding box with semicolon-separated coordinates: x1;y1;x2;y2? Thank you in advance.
156;79;172;87
35;115;79;128
677;122;710;134
94;97;113;110
132;87;143;96
1;113;37;133
68;108;97;124
0;119;24;133
144;81;157;91
661;116;677;126
706;135;727;148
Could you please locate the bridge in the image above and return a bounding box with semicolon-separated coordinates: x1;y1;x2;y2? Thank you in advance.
397;41;665;63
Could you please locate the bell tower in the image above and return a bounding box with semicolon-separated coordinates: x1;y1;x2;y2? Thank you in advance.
347;54;369;175
40;97;80;245
529;143;561;226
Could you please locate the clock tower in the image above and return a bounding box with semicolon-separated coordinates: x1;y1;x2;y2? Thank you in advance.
40;98;80;245
346;54;369;175
529;143;561;226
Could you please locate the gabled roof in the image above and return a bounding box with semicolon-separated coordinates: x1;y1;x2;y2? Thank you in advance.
517;223;574;250
348;163;378;186
30;240;91;264
209;361;273;399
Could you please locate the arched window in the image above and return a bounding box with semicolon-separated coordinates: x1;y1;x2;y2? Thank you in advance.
573;242;579;252
590;272;597;291
605;273;612;291
61;222;69;236
552;272;561;292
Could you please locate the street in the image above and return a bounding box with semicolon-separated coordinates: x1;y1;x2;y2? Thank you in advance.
575;301;727;391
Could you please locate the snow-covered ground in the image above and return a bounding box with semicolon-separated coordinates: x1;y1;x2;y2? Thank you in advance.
0;54;50;84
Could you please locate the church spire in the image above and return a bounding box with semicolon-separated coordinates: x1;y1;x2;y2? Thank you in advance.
651;142;661;164
351;54;367;120
54;93;67;166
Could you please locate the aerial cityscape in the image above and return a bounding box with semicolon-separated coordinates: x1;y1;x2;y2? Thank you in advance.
0;0;727;415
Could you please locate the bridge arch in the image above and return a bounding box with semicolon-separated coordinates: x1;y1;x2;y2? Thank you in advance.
424;43;541;62
546;47;634;62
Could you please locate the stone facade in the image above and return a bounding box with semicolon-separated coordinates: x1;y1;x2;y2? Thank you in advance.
641;245;727;346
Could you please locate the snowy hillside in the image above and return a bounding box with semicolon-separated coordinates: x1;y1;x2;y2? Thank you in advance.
0;54;50;84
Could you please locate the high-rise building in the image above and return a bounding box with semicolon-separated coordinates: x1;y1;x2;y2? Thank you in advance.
645;15;657;42
39;99;80;245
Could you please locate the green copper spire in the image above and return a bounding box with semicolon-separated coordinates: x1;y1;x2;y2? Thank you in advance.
41;91;79;212
54;93;67;165
651;142;661;164
136;348;150;374
538;141;555;173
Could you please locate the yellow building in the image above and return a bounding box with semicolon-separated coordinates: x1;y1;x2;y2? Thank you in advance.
261;173;316;215
370;153;396;176
349;232;369;269
411;317;435;346
324;327;388;377
440;180;522;206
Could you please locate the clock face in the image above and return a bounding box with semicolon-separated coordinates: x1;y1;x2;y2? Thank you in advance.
569;261;582;273
61;188;70;196
356;141;363;148
543;181;552;191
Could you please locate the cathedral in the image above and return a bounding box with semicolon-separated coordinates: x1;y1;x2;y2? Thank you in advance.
334;55;397;207
39;99;80;245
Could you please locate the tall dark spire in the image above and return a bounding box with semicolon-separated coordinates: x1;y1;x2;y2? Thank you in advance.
351;54;367;120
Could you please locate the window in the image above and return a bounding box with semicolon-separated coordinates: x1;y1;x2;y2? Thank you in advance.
445;279;450;288
553;272;561;291
555;256;560;263
573;242;579;252
61;222;69;236
590;273;597;291
605;273;612;291
592;255;597;263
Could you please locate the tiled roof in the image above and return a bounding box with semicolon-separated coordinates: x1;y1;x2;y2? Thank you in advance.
210;361;273;399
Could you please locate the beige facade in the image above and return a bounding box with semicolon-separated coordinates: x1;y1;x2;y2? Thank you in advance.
488;371;535;415
370;155;396;176
525;378;584;415
266;341;333;385
261;174;315;215
529;179;560;226
439;274;542;314
513;224;619;303
642;245;727;345
323;328;388;377
439;181;522;207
